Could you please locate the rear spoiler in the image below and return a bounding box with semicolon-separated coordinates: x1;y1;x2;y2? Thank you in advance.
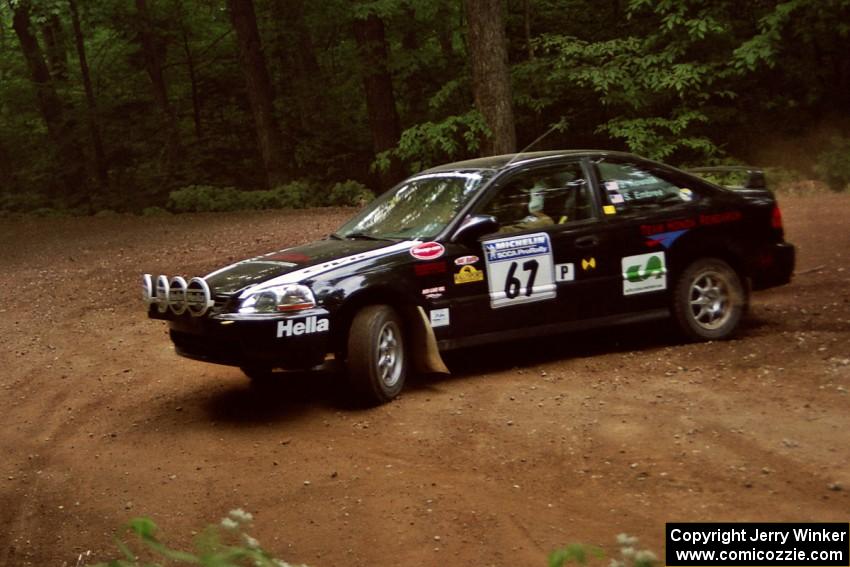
687;166;767;191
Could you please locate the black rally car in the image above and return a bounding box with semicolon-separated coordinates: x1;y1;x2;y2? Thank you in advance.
144;150;794;404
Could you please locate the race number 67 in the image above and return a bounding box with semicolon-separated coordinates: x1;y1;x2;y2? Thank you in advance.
484;232;556;308
504;259;539;298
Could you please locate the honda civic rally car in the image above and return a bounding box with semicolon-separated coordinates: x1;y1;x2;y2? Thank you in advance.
143;151;795;404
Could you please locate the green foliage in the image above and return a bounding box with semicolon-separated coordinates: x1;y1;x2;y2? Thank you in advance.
0;191;52;213
327;180;374;206
549;543;604;567
762;166;805;187
96;513;658;567
30;207;71;218
91;509;308;567
167;186;248;213
1;0;849;213
549;534;658;567
141;206;171;217
600;112;718;161
166;180;372;213
375;110;489;174
517;26;724;162
814;137;850;192
268;181;315;209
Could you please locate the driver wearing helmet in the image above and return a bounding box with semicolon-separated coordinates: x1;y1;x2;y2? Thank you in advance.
499;180;554;232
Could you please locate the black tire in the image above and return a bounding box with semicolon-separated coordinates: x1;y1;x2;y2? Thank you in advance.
672;258;746;341
346;305;407;404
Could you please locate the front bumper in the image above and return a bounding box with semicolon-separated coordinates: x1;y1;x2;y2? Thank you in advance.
752;242;795;290
153;308;333;370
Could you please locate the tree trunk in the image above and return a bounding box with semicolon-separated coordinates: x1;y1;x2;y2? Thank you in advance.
227;0;288;187
273;0;321;133
0;140;15;193
172;0;202;141
135;0;181;172
182;26;202;140
435;3;455;64
11;0;86;200
523;0;534;60
353;13;404;191
41;13;68;81
464;0;517;155
68;0;108;191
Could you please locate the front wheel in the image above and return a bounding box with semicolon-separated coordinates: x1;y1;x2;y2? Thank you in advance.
672;258;746;341
346;305;407;404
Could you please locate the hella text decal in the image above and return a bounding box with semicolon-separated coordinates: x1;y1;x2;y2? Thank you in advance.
277;316;329;338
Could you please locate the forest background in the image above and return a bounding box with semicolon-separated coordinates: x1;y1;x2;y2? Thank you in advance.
1;0;849;215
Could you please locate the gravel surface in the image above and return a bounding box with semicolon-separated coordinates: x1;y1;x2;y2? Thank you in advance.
0;196;848;566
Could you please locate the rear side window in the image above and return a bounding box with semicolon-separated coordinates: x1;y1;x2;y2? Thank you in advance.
596;160;700;213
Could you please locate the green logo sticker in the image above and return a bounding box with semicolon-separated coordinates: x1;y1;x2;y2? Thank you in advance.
622;252;667;295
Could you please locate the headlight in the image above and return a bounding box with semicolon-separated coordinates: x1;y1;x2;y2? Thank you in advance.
238;284;316;314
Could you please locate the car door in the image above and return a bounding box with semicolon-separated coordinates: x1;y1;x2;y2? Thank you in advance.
445;160;612;342
586;155;711;316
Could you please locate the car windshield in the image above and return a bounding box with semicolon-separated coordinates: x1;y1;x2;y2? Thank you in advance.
334;170;494;240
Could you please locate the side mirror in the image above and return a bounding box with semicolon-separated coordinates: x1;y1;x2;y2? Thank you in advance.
451;214;499;244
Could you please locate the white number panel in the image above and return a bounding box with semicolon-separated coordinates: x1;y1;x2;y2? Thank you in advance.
483;232;556;309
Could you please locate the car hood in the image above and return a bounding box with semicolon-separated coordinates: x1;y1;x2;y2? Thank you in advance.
204;238;415;295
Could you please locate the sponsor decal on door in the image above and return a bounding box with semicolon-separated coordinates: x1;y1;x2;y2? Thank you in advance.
410;242;445;260
430;308;450;328
482;233;555;308
555;263;575;282
622;252;667;295
454;265;484;284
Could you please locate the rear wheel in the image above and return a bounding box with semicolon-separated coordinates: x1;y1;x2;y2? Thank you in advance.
672;258;745;341
346;305;407;404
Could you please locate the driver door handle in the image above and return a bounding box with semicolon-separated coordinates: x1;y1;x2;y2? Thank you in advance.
575;235;599;248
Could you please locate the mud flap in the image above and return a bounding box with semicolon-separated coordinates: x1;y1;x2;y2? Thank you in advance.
410;306;450;375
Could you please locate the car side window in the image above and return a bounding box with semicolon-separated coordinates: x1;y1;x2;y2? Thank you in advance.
480;163;593;234
597;160;700;213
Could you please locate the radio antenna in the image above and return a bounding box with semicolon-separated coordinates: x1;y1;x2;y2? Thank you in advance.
504;117;568;168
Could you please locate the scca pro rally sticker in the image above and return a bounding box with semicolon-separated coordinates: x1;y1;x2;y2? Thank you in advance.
410;242;444;261
622;252;667;295
483;232;555;308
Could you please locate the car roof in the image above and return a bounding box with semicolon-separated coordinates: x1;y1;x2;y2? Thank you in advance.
421;149;642;174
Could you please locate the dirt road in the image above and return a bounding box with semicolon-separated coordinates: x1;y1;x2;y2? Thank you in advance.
1;195;848;566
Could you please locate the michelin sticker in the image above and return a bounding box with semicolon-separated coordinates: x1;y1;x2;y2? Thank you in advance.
430;308;450;328
622;252;667;296
483;232;555;308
